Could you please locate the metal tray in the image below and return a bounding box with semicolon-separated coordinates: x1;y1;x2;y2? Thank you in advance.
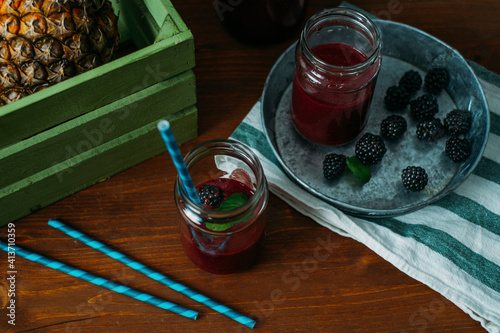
261;20;489;217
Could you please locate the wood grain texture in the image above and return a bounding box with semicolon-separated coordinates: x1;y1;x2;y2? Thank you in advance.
1;0;498;332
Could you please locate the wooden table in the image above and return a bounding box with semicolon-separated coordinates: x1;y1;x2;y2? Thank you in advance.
1;1;498;332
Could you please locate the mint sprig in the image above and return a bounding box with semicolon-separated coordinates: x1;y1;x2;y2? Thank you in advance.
346;156;371;183
217;193;248;211
205;193;249;232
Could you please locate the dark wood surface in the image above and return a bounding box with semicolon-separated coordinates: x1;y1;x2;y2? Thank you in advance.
1;1;498;332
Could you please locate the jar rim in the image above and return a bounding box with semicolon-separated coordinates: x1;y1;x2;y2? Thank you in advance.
300;8;381;73
176;139;268;232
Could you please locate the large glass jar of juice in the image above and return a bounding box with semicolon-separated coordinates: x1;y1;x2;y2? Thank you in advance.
291;8;382;146
175;139;268;274
214;0;307;43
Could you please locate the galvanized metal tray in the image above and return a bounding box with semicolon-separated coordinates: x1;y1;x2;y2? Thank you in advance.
261;20;489;217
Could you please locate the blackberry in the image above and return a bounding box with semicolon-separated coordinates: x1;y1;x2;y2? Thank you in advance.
384;85;410;111
355;133;387;165
399;70;422;93
401;166;428;192
444;109;472;136
416;117;444;142
380;115;407;140
410;94;439;120
445;137;471;163
323;154;347;180
198;184;224;207
425;67;450;95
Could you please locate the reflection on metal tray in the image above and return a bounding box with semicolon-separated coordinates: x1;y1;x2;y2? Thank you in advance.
261;20;489;217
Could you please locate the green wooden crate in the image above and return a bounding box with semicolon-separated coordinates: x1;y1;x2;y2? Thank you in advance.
0;0;197;225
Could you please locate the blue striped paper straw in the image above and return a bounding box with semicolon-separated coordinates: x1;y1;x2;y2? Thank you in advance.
49;219;257;329
0;240;198;320
157;120;201;205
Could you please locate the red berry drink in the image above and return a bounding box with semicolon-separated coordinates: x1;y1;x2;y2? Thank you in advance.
292;43;377;145
179;178;266;274
291;8;381;146
175;140;268;275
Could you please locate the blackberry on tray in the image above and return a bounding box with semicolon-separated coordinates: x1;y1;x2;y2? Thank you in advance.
416;117;444;142
410;94;439;120
380;114;407;140
399;70;422;93
355;133;387;165
401;166;428;192
425;67;450;95
444;109;472;136
323;154;347;180
384;85;410;111
445;137;472;163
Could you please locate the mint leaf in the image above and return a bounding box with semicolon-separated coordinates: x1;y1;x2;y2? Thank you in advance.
204;222;238;232
346;156;371;183
205;193;249;232
218;193;249;211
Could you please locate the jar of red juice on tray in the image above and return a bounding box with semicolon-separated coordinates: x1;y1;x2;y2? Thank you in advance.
175;139;268;274
291;8;382;146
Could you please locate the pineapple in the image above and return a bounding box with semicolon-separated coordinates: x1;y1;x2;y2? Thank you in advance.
0;0;120;105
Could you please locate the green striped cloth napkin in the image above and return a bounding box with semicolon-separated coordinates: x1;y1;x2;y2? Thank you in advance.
230;61;500;331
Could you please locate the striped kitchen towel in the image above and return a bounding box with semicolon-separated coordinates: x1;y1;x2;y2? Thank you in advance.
230;62;500;332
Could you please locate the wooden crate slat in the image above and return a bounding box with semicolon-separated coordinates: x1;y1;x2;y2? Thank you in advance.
0;71;196;189
156;15;180;42
142;0;170;29
114;0;175;47
0;106;197;226
120;0;161;47
0;31;194;149
164;0;190;33
155;0;190;42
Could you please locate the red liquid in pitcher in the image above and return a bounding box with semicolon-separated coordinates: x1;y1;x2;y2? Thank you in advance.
218;0;306;43
291;43;378;146
179;178;266;274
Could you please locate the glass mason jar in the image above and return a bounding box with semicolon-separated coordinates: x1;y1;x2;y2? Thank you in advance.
214;0;307;43
174;139;268;274
290;8;382;146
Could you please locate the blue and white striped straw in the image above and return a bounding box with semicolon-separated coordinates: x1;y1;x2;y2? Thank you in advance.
48;219;257;329
0;240;198;320
157;120;201;205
